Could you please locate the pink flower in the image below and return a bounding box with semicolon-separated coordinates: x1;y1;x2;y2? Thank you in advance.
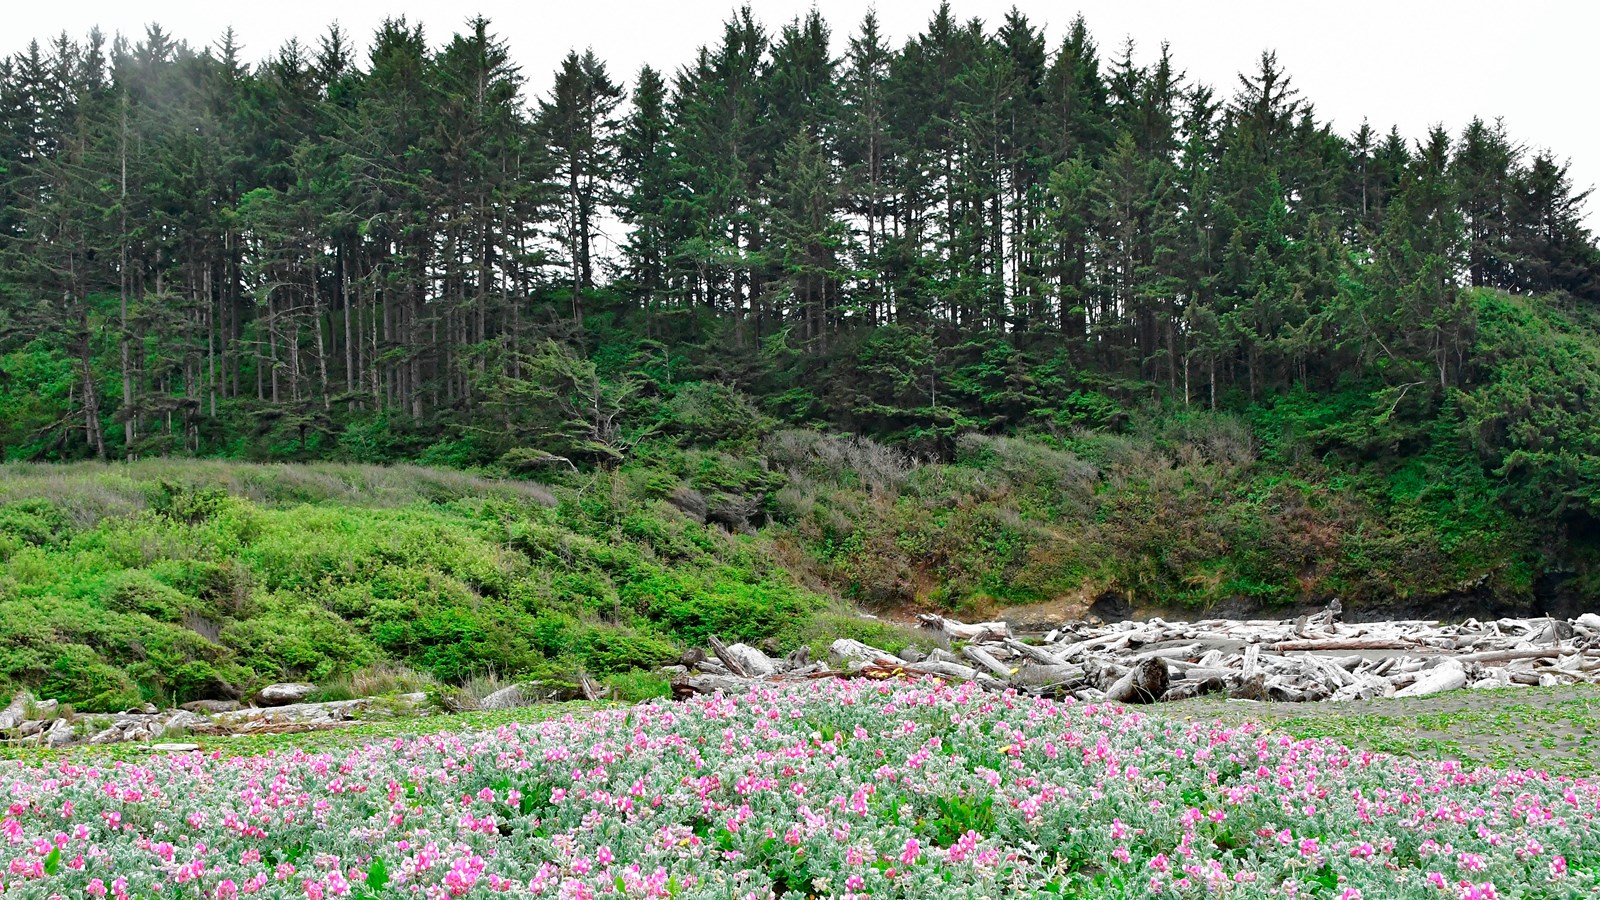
899;838;920;865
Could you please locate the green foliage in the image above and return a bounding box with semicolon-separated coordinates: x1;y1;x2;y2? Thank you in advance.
601;669;672;703
0;460;837;710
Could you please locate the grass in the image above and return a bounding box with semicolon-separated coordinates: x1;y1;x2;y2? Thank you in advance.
9;682;1598;788
0;459;558;527
0;700;614;764
1164;684;1600;777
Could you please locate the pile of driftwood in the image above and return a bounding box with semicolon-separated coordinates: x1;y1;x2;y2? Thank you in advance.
671;605;1600;705
0;687;431;749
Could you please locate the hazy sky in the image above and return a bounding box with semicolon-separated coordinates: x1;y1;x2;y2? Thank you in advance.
8;1;1599;229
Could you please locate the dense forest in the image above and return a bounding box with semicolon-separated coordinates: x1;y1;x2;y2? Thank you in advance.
4;5;1600;629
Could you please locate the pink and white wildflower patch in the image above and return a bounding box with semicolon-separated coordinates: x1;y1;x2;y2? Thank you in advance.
1;678;1597;898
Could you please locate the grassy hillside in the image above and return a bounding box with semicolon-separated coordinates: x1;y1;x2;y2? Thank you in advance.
0;461;905;711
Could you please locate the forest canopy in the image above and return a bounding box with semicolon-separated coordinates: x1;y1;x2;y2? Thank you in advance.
1;4;1595;460
3;5;1600;615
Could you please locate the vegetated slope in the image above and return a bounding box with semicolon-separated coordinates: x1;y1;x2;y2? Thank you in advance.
759;289;1600;616
7;289;1600;711
0;461;901;711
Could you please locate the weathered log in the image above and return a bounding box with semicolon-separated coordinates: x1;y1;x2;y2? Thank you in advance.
962;645;1014;678
1011;662;1088;689
579;672;603;702
1330;676;1393;702
1104;657;1169;704
917;614;1012;641
1168;665;1235;682
1393;660;1468;698
911;660;981;681
976;675;1011;693
1004;639;1066;666
1538;619;1575;645
672;674;759;698
1134;643;1204;662
1161;677;1227;702
256;683;316;706
1457;647;1593;664
1264;638;1419;652
828;639;895;669
1241;643;1260;680
709;635;751;678
0;693;30;731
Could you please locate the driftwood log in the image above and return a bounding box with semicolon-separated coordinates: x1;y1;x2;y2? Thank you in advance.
661;604;1600;708
1104;658;1169;704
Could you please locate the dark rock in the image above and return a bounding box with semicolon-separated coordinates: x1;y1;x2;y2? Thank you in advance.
1229;673;1268;702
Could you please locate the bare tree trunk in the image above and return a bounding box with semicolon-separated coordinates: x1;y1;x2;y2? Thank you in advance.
268;287;280;404
311;258;330;410
341;247;354;409
205;265;216;417
77;325;105;460
119;96;136;459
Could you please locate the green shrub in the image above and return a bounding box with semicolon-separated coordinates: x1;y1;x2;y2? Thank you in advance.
573;628;680;674
602;669;671;702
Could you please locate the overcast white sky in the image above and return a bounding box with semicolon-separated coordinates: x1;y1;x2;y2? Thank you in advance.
7;1;1599;230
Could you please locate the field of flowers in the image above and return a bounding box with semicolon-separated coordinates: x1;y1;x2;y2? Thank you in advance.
1;678;1597;899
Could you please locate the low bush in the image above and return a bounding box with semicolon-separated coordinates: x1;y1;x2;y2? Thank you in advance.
0;461;838;710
